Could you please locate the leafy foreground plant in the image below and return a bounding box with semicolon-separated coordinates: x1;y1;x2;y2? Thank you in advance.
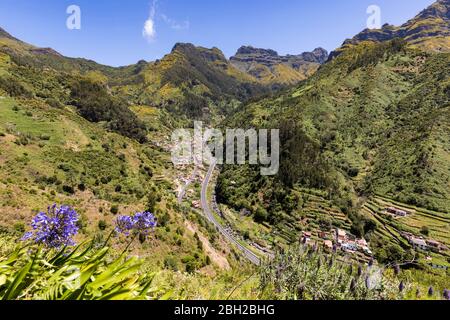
0;205;164;300
259;244;414;300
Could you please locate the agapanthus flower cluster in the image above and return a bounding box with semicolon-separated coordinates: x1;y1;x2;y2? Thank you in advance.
22;204;79;249
115;211;157;239
115;215;134;236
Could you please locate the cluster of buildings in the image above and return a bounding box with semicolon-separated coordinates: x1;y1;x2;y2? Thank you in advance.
401;232;448;253
335;229;372;256
300;228;373;257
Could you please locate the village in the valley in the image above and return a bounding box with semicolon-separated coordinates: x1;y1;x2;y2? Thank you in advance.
300;206;449;266
167;129;449;268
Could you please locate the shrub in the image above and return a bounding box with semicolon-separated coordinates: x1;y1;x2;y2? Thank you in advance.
0;76;33;98
260;243;404;300
13;222;25;233
62;185;75;194
110;205;119;215
46;98;63;109
98;220;107;231
164;256;178;271
420;226;430;236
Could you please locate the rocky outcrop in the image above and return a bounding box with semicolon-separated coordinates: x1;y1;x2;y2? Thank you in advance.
231;46;328;69
230;46;328;86
330;0;450;59
30;48;63;57
172;43;228;63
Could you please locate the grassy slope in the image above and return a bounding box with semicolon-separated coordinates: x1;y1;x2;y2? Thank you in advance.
0;33;247;277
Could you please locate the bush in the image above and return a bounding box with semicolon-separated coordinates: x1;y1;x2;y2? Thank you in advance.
13;222;25;233
110;205;119;215
39;134;51;141
254;207;269;223
98;220;107;231
164;256;178;271
46;98;64;109
420;226;430;236
62;185;75;194
260;243;404;300
0;76;33;98
181;255;198;273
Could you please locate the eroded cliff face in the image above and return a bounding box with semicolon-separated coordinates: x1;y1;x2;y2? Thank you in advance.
230;46;328;87
330;0;450;59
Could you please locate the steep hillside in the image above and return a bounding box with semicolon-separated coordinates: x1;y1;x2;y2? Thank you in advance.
331;0;450;58
217;39;450;260
112;43;268;121
230;46;328;88
0;28;241;274
0;28;269;123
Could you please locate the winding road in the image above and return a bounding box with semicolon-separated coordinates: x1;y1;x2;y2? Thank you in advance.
200;160;261;265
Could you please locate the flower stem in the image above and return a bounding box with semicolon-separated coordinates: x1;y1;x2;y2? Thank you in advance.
101;229;115;249
121;234;138;256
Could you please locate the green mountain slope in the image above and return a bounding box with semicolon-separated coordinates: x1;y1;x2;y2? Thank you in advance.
331;0;450;58
0;28;241;274
112;43;269;121
217;41;449;263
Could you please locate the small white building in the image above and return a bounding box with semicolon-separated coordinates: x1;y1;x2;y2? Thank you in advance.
410;238;428;251
336;229;346;243
341;242;358;252
386;207;409;217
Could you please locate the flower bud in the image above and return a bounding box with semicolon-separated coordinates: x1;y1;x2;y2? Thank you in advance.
399;281;405;292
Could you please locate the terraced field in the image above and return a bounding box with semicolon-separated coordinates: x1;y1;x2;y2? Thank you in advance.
362;195;450;267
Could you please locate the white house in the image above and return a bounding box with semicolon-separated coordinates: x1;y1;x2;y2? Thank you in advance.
410;238;428;251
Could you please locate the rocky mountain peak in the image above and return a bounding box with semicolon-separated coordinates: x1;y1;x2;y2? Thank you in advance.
415;0;450;20
230;46;328;86
171;42;227;63
236;46;279;57
331;0;450;58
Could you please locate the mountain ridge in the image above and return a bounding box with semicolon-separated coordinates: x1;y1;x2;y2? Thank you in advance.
330;0;450;59
230;46;328;87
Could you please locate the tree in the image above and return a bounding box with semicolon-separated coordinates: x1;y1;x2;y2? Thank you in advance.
420;226;430;236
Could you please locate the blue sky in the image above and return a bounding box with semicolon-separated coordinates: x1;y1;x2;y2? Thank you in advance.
0;0;436;67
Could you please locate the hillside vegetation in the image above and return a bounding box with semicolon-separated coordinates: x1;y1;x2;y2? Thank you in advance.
217;39;450;268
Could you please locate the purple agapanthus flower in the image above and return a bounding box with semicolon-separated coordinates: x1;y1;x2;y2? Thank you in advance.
132;211;157;238
115;211;157;239
444;289;450;300
22;204;79;249
115;215;134;235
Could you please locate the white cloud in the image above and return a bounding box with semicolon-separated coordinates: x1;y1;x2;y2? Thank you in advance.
143;0;157;41
142;0;190;42
143;19;156;40
161;14;190;30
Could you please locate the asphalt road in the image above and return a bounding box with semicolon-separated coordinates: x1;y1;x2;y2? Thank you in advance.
200;160;261;265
